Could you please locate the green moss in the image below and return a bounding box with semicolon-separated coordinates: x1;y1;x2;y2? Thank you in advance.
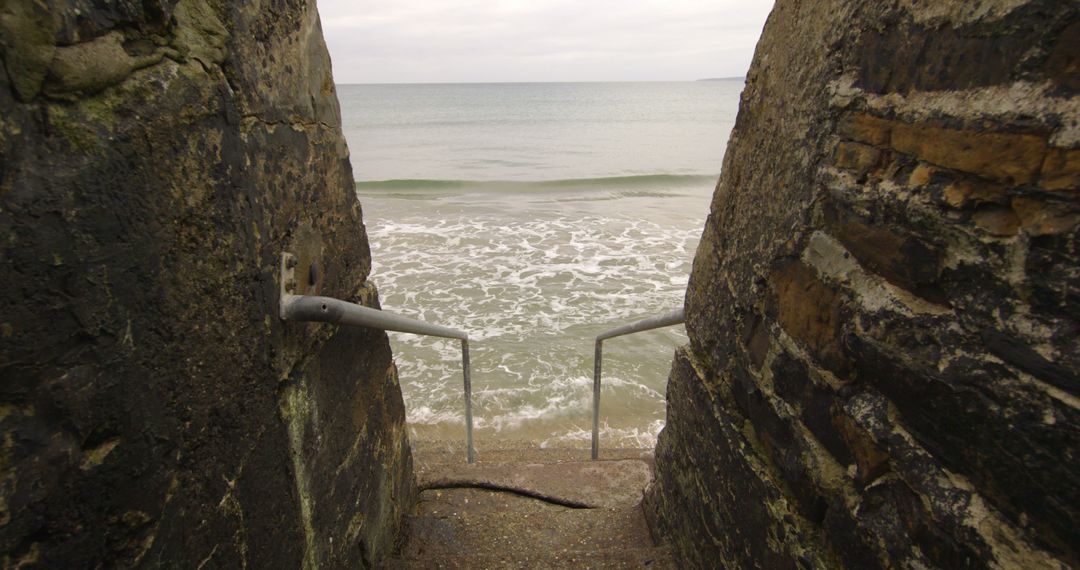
280;377;319;570
43;84;128;155
171;0;229;66
0;0;56;101
346;512;365;544
77;94;120;128
46;105;104;155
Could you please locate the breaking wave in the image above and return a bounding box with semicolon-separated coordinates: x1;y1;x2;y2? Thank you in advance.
357;174;716;195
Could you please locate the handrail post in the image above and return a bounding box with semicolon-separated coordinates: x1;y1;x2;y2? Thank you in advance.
462;338;474;464
590;308;685;460
592;339;602;460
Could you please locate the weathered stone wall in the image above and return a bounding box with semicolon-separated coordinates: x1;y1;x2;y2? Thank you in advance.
646;1;1078;568
0;1;414;567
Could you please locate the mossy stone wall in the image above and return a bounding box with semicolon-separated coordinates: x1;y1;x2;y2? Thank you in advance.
0;1;414;567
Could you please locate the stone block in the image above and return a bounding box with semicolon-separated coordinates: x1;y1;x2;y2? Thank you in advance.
891;123;1046;186
981;330;1078;395
837;113;894;146
733;364;838;526
971;205;1020;236
907;163;935;188
821;498;892;569
770;350;854;466
849;337;1080;558
854;8;1055;95
1013;196;1079;236
942;178;1008;209
824;206;943;300
835;412;889;487
1045;20;1080;93
1025;232;1080;318
834;141;881;175
1040;148;1080;192
769;260;851;377
744;316;772;370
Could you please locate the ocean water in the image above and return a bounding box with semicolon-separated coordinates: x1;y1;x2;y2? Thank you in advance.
338;81;742;449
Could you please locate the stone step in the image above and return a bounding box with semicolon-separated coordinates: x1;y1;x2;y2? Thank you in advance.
391;489;670;567
386;444;673;569
385;546;677;569
404;488;655;555
411;440;655;467
411;440;655;509
419;458;654;509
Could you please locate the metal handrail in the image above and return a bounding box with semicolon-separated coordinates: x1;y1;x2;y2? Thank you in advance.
592;308;685;460
278;253;474;463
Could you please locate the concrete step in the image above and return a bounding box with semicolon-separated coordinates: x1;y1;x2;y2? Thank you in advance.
411;439;655;466
387;488;673;568
405;488;655;554
385;546;677;569
385;443;673;569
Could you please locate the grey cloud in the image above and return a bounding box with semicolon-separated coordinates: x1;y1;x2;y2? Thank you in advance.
318;0;774;83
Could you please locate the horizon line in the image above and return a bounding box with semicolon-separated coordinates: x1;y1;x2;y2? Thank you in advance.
334;77;746;86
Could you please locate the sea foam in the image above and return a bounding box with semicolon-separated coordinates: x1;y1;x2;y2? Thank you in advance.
363;187;702;449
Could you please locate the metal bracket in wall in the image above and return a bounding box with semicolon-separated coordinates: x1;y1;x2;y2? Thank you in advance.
280;251;300;317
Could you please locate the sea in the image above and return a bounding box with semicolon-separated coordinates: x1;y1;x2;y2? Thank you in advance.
338;81;742;450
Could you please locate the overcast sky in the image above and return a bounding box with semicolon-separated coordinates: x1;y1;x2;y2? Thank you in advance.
318;0;775;84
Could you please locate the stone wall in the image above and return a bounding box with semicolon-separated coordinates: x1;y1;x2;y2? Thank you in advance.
0;1;414;567
646;1;1078;568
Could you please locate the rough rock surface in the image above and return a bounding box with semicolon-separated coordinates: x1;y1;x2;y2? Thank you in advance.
646;1;1079;568
0;1;414;568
